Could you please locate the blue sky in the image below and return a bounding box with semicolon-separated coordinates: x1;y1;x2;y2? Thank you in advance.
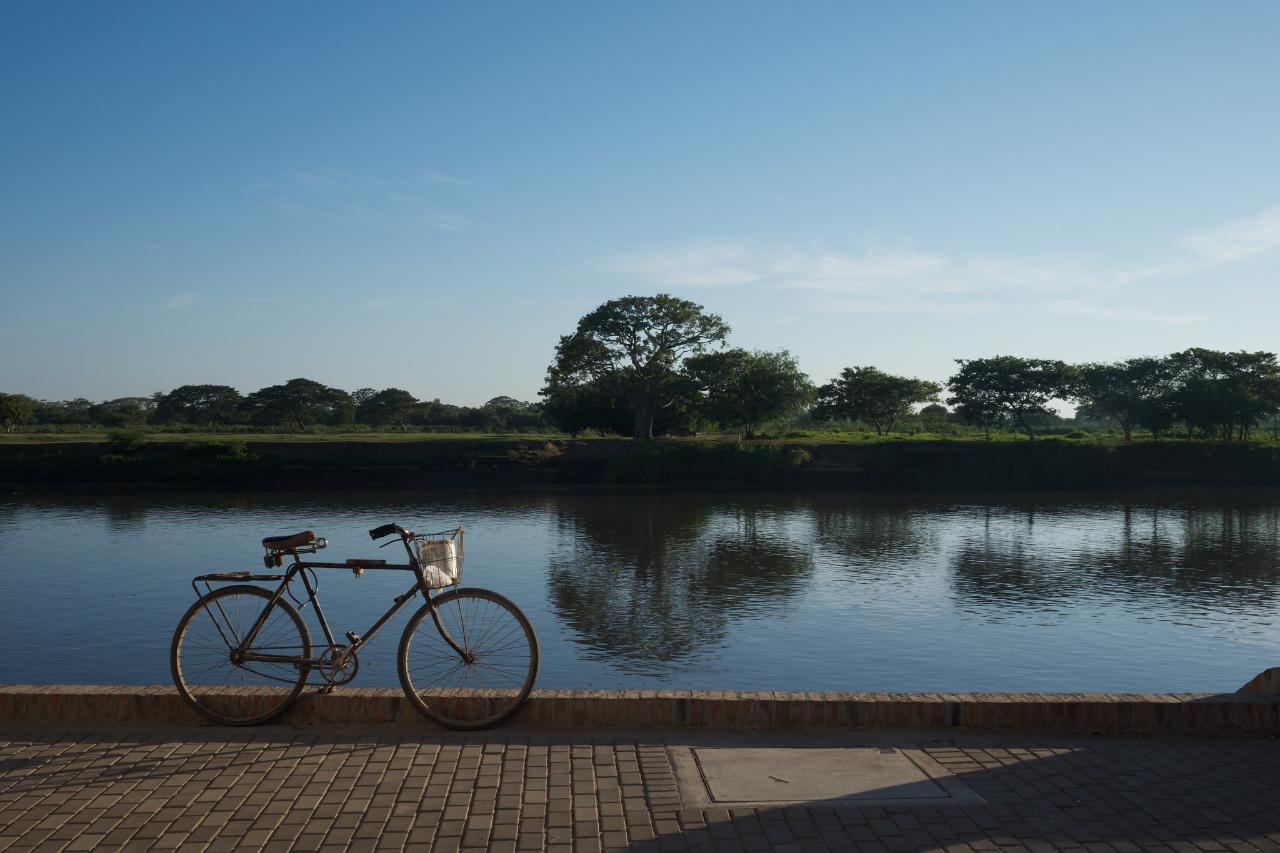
3;2;1280;405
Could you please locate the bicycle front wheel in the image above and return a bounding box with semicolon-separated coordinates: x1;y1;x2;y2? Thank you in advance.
397;588;538;730
171;585;312;726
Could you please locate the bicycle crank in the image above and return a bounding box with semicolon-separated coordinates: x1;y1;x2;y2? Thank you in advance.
317;644;360;686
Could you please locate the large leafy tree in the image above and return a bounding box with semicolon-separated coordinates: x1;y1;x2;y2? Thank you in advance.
155;384;243;427
813;366;941;435
482;396;529;411
478;397;546;432
355;388;419;430
1166;348;1280;441
947;356;1074;440
0;393;36;433
410;398;465;429
918;403;952;432
1070;358;1176;441
540;379;631;437
92;397;155;427
543;294;729;441
35;398;94;425
245;378;353;429
685;349;815;438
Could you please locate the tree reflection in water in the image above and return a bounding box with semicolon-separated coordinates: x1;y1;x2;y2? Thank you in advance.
547;494;814;672
4;487;1279;690
810;495;938;579
949;493;1280;617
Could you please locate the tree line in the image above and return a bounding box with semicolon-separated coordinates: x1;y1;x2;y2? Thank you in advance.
538;294;1280;442
6;293;1280;442
0;380;547;433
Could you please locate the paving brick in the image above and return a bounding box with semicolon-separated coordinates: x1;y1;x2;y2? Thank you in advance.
1;726;1278;852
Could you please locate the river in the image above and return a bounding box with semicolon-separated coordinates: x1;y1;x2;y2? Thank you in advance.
1;487;1277;693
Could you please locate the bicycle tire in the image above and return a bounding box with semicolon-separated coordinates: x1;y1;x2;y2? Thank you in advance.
171;584;312;726
397;587;538;730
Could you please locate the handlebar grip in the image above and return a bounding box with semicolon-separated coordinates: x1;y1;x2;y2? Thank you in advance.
369;523;400;540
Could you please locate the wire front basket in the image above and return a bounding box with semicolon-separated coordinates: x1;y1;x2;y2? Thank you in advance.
415;527;464;588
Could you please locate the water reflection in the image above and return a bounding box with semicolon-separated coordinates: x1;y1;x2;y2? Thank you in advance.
811;497;937;574
949;494;1280;615
104;497;150;532
2;487;1278;691
547;495;814;670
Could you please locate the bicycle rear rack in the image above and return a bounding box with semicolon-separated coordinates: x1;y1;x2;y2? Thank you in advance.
191;571;288;600
194;571;287;583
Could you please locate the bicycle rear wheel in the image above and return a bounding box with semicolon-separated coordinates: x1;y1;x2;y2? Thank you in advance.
397;587;538;730
171;585;312;726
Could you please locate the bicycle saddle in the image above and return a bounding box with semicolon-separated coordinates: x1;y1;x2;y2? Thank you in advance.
261;531;316;551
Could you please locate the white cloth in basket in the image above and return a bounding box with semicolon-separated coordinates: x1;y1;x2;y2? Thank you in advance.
419;539;459;588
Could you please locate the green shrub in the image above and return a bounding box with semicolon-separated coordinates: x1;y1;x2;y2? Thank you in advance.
786;447;812;467
184;440;255;462
106;429;146;454
507;441;563;464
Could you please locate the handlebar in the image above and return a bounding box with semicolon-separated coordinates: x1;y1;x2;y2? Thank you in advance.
369;523;405;540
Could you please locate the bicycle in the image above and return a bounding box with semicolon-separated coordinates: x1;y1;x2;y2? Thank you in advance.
170;523;538;730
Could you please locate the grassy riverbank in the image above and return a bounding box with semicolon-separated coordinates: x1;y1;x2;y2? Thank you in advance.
5;433;1280;491
0;430;567;444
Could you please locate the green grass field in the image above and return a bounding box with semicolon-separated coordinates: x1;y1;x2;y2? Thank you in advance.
3;428;1271;447
5;428;1280;491
0;431;572;445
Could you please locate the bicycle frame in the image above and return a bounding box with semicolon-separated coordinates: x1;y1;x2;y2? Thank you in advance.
198;533;471;677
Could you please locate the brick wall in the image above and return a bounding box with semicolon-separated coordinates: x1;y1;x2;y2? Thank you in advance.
1;686;1277;733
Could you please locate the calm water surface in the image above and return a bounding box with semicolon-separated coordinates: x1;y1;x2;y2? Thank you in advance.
1;487;1277;693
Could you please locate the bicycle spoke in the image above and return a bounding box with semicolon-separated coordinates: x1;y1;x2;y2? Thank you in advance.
172;587;310;726
398;589;537;729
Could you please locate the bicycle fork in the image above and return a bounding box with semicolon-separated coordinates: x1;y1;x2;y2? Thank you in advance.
428;597;475;663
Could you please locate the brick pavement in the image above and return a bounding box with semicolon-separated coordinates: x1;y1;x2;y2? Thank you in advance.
1;726;1278;852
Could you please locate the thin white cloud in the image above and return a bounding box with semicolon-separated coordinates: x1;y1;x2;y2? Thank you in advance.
610;241;761;286
165;292;199;309
768;247;947;290
420;171;468;186
1049;299;1205;325
292;170;350;190
1185;206;1280;264
359;295;453;311
1111;206;1280;287
609;241;1080;295
958;258;1091;292
820;296;1000;316
608;204;1280;324
424;211;468;233
255;169;469;233
1108;259;1195;289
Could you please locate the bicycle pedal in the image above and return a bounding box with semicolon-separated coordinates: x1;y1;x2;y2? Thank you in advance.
345;631;361;645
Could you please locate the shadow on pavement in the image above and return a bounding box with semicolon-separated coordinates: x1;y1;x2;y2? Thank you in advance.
647;731;1280;851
